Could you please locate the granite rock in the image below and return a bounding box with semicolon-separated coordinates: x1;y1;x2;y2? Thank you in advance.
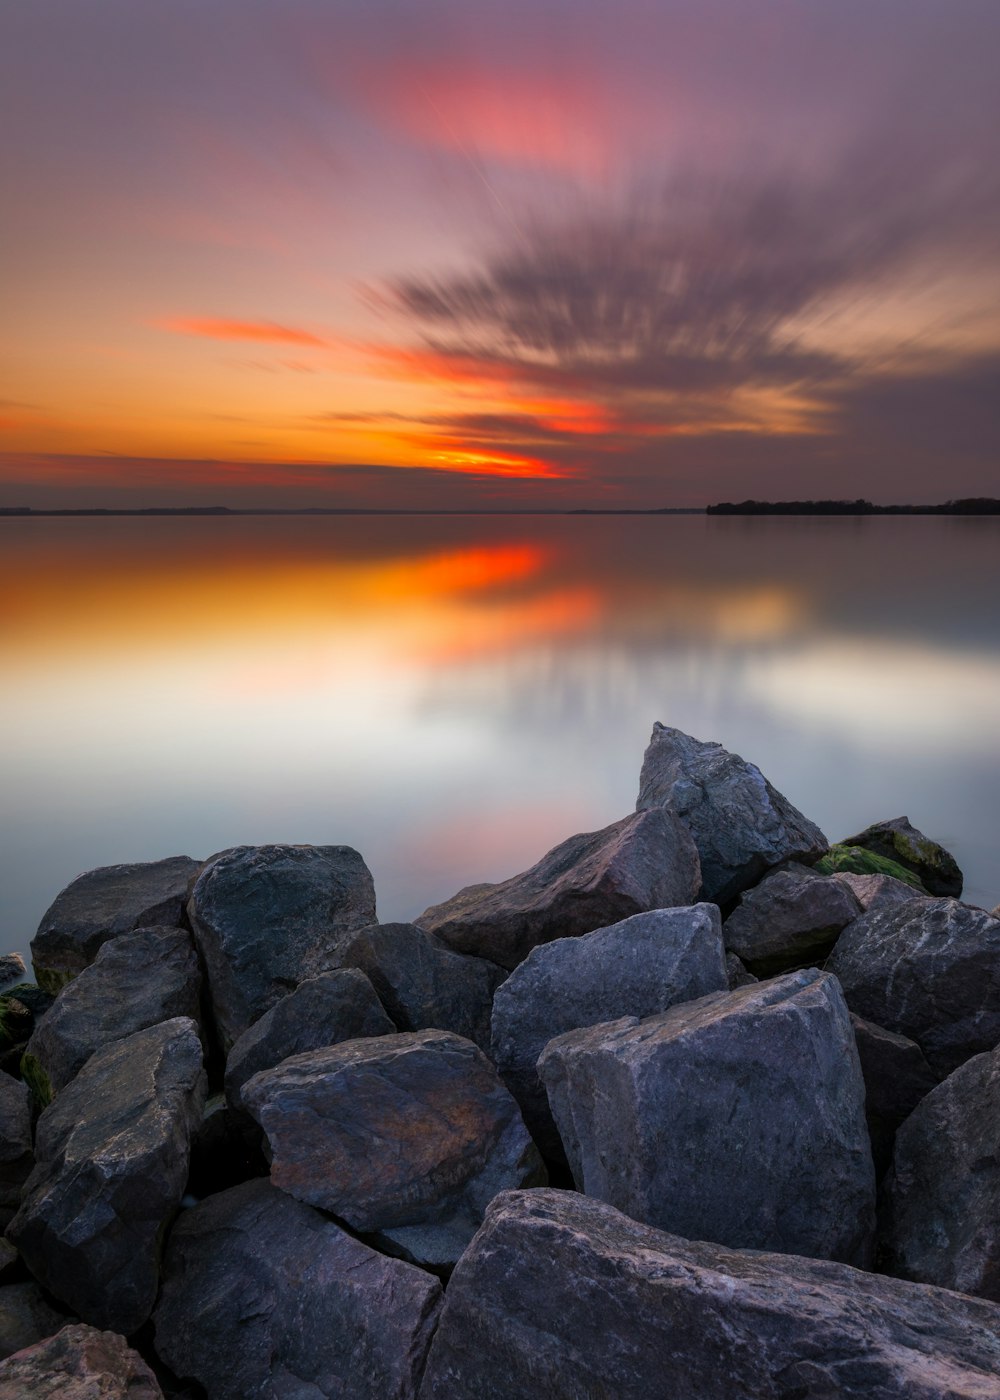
832;870;929;914
850;1013;938;1178
725;951;757;988
722;863;861;974
0;1324;163;1399
844;815;963;897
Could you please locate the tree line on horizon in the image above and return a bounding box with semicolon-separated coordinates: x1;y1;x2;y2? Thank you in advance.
706;498;1000;515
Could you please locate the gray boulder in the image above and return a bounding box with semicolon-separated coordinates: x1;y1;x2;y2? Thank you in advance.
0;1072;32;1215
243;1030;545;1259
224;968;393;1108
8;1018;206;1334
0;1282;70;1361
538;969;874;1264
851;1013;938;1177
23;926;201;1099
635;723;827;905
419;1188;1000;1400
722;863;861;974
187;843;377;1049
0;1324;163;1399
843;815;963;897
154;1179;441;1400
415;807;700;971
827;898;1000;1076
833;870;929;914
882;1045;1000;1300
30;856;201;993
491;905;727;1156
341;922;505;1053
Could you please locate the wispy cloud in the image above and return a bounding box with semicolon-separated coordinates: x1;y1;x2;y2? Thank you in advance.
157;317;330;348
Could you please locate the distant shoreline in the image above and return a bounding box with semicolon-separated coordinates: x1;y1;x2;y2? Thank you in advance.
1;499;998;517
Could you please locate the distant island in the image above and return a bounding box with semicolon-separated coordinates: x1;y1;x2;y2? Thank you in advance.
707;498;1000;515
2;500;999;517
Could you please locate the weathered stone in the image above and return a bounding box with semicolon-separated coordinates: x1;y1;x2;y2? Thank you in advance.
539;969;874;1264
419;1188;1000;1400
828;897;1000;1076
8;1018;206;1334
815;843;925;888
844;815;963;897
31;857;201;993
243;1030;545;1255
224;968;393;1108
723;863;861;974
0;1072;32;1212
0;959;25;993
154;1179;441;1400
833;870;929;914
635;723;827;905
491;905;727;1156
851;1013;938;1177
882;1045;1000;1299
0;1282;70;1361
342;922;505;1053
23;926;201;1098
725;951;757;988
0;1324;163;1399
187;844;377;1049
416;808;700;971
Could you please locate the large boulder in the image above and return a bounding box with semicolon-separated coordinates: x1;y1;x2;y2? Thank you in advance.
843;816;963;897
722;863;861;974
538;969;874;1265
341;922;505;1053
30;856;201;993
224;968;393;1108
0;1072;32;1218
851;1013;938;1178
187;844;377;1049
22;926;202;1099
415;808;700;971
882;1045;1000;1300
8;1018;206;1334
635;723;827;905
419;1188;1000;1400
491;905;727;1156
153;1179;441;1400
0;1324;163;1399
827;898;1000;1076
0;1282;70;1361
242;1030;545;1261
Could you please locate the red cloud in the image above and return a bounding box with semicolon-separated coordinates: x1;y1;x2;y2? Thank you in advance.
157;317;329;348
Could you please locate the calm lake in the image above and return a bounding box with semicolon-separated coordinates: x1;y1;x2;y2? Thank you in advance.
2;514;998;959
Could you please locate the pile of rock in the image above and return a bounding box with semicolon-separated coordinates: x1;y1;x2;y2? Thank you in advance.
1;724;999;1397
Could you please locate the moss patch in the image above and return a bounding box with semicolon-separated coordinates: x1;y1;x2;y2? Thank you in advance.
20;1052;53;1109
814;844;926;890
33;965;76;997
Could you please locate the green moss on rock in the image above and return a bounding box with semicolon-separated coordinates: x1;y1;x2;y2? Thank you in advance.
814;844;926;890
32;964;77;997
20;1051;53;1108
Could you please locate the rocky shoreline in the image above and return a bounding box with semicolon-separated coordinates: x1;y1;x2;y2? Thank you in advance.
1;723;999;1396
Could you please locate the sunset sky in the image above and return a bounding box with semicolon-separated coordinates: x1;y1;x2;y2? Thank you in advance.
2;1;998;508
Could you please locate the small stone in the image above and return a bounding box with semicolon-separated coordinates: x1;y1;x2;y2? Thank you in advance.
725;952;758;988
843;816;963;897
0;1324;162;1399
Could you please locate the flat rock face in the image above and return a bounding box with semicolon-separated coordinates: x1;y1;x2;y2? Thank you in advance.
8;1018;206;1334
30;856;201;994
187;843;377;1049
0;1072;32;1212
243;1030;545;1250
635;723;827;905
342;922;506;1053
419;1189;1000;1400
0;1324;163;1399
882;1045;1000;1300
415;807;700;971
224;967;394;1107
844;815;963;897
153;1179;441;1400
24;926;202;1097
722;864;861;974
0;1281;70;1361
851;1013;938;1178
827;898;1000;1076
539;969;875;1264
491;905;727;1156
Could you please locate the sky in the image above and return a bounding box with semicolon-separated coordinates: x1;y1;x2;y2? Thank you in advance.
2;0;998;508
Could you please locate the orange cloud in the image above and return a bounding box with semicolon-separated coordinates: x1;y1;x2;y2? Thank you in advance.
157;317;330;348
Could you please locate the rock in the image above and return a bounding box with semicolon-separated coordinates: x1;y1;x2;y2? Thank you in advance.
635;723;827;905
827;898;1000;1076
415;808;700;971
154;1179;441;1400
722;863;861;974
882;1045;1000;1299
491;905;727;1156
419;1188;1000;1400
30;857;201;993
725;952;757;988
8;1018;206;1334
843;816;963;897
0;1324;163;1399
0;998;32;1051
850;1013;938;1177
243;1030;545;1257
224;968;393;1108
0;1072;32;1213
187;844;377;1049
538;969;874;1264
832;870;928;914
186;1093;269;1199
815;843;925;888
0;959;25;994
0;1282;70;1360
23;926;202;1098
341;922;505;1054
